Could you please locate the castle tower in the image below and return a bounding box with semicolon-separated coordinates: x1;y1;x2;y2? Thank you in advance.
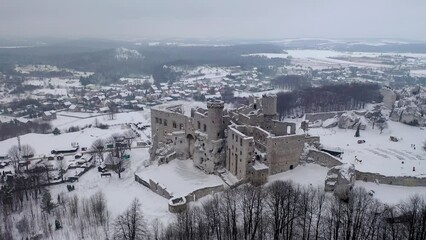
262;94;277;118
207;100;225;140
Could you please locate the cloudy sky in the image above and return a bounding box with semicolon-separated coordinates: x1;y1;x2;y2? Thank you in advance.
1;0;425;40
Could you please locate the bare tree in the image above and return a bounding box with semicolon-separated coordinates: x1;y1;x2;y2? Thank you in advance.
240;185;265;240
123;130;137;150
113;198;147;240
41;190;55;214
7;145;20;172
90;138;105;162
107;102;117;120
90;191;109;226
107;133;127;159
105;153;127;179
21;144;35;159
57;159;66;182
266;180;301;240
222;188;239;240
151;218;163;240
202;194;223;240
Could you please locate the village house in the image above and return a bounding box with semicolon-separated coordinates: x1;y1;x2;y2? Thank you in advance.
41;110;57;121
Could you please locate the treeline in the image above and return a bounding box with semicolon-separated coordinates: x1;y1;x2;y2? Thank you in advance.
2;181;426;240
276;83;383;119
0;121;51;141
0;43;289;86
271;75;312;91
161;181;426;240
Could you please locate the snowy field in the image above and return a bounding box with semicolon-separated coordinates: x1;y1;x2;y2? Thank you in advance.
51;110;151;131
23;77;82;88
136;159;224;197
268;163;329;188
411;69;426;77
16;65;92;78
355;181;426;205
179;66;231;84
49;148;175;226
267;163;426;205
309;121;426;177
0;126;129;156
234;89;286;98
245;49;426;69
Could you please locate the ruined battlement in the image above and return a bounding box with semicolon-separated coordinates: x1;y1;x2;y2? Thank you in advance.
207;100;225;109
261;94;277;116
150;94;318;183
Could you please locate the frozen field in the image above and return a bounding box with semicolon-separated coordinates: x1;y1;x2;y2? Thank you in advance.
136;159;224;197
309;121;426;177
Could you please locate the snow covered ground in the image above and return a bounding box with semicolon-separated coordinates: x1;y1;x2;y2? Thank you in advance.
234;89;286;98
245;49;426;70
49;148;175;226
355;181;426;205
51;110;150;131
268;163;329;188
179;66;231;84
0;126;129;156
136;159;224;197
267;163;426;204
411;69;426;77
309;121;426;177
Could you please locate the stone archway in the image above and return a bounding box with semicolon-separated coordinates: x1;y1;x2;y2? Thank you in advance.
186;134;195;158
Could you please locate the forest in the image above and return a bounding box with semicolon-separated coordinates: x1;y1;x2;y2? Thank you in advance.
271;75;312;91
1;179;425;240
0;42;289;86
276;83;383;119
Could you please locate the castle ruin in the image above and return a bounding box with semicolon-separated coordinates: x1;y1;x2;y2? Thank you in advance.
150;94;320;184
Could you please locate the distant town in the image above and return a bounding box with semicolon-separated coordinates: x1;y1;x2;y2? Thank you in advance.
1;39;426;240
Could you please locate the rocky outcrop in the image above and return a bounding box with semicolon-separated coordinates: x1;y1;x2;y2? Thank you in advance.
193;132;226;173
325;163;356;201
322;116;339;128
389;86;426;126
150;141;176;165
338;112;366;130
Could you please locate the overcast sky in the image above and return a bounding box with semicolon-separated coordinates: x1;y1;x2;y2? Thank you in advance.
1;0;425;40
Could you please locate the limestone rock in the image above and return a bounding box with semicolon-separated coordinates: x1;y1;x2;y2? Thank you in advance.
322;116;339;128
325;163;355;201
338;112;365;129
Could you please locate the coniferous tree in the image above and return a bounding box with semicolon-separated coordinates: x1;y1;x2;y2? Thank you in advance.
354;123;361;137
41;190;55;214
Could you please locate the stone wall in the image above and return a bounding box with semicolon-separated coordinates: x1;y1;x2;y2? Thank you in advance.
267;135;320;174
185;184;225;203
271;121;296;136
305;111;346;122
134;174;173;199
135;174;150;188
151;107;189;146
306;150;343;168
193;134;225;173
355;171;426;187
249;165;269;186
168;197;187;213
135;173;225;207
226;126;255;180
149;179;172;199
